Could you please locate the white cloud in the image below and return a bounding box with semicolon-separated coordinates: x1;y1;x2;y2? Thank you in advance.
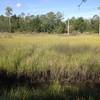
16;3;21;8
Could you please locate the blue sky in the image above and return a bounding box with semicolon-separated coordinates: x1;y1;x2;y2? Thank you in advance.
0;0;100;19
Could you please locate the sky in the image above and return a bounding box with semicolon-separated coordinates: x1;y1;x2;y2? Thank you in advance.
0;0;100;19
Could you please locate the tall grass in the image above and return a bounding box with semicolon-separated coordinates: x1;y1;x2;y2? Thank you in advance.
0;33;100;99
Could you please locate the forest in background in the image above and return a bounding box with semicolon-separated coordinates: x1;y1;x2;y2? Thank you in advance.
0;7;99;34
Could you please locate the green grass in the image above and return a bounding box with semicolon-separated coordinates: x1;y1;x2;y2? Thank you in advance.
0;33;100;99
0;34;100;76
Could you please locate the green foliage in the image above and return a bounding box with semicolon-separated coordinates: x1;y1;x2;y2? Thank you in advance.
91;15;99;33
0;7;99;34
0;15;9;32
72;17;86;33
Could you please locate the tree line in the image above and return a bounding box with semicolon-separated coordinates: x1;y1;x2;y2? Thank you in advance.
0;6;99;34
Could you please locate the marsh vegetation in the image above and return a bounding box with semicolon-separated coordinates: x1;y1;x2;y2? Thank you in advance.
0;33;100;99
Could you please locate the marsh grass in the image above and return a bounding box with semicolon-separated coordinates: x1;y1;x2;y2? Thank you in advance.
0;84;100;100
0;34;100;99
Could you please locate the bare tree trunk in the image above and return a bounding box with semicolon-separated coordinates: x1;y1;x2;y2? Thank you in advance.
99;16;100;35
8;17;11;32
67;19;69;35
